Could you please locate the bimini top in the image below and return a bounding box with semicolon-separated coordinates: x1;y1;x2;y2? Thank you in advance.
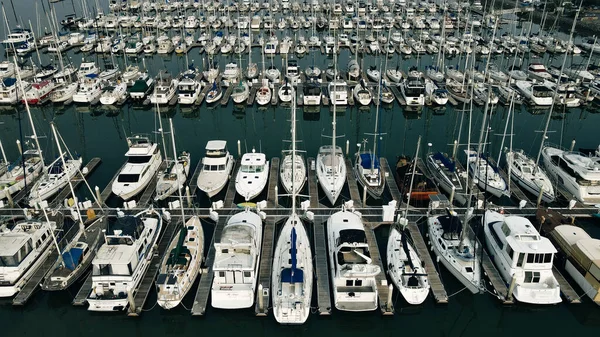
432;152;456;172
205;140;227;151
359;153;380;170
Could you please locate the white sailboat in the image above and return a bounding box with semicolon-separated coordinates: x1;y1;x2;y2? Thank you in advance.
317;51;346;205
327;208;380;311
154;118;190;201
272;91;313;324
280;88;306;195
211;209;263;309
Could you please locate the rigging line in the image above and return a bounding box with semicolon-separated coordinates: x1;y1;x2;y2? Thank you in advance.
447;286;468;298
143;301;158;312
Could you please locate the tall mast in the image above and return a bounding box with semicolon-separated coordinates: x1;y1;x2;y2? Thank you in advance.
371;61;382;171
169;118;186;223
156;101;169;163
291;86;297;214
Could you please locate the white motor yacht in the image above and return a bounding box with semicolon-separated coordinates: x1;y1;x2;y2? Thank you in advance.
235;150;269;201
72;74;104;103
150;72;178;105
505;150;555;203
196;141;234;198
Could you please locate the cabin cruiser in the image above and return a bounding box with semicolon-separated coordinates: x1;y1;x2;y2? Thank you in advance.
2;29;35;48
111;136;163;201
72;74;104;103
484;211;561;304
327;208;380;311
77;61;99;77
387;222;430;305
150;72;177;105
27;153;83;206
197;141;235;198
0;77;25;105
86;208;162;311
156;215;203;309
302;82;321;106
527;63;553;81
177;69;202;105
235;150;269;201
427;200;481;293
400;70;426;106
231;81;250;104
514;81;553;106
328;79;348;105
465;150;509;198
211;209;263;309
222;63;241;87
128;73;154;101
353;80;372;106
0;219;56;297
542;145;600;205
505;150;555;203
100;82;127;105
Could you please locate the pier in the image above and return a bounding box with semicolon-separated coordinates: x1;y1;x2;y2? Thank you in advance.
267;158;280;208
220;86;233;106
12;250;59;306
50;157;102;207
405;222;449;304
255;216;278;316
307;158;320;209
224;160;240;207
553;266;582;304
313;218;332;315
381;158;402;205
137;161;168;207
72;273;93;306
187;161;203;197
364;223;393;315
481;248;513;304
128;216;178;316
344;158;362;207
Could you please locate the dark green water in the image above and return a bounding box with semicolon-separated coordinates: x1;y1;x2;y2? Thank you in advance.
1;1;600;336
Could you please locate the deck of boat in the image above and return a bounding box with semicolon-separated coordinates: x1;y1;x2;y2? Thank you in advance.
50;157;102;207
481;248;513;304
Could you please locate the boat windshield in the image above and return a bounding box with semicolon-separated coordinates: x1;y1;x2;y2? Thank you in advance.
127;155;151;164
241;165;264;173
533;86;553;97
203;164;225;171
117;174;139;183
0;239;32;267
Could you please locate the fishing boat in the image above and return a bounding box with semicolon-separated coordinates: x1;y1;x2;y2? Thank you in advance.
464;150;509;198
483;210;561;304
427;205;481;294
86;208;162;311
235;149;269;201
302;81;321;106
211;209;263;309
0;218;57;297
156;215;203;309
542;145;600;205
387;222;430;305
327;208;380;311
328;79;348;105
112;136;163;201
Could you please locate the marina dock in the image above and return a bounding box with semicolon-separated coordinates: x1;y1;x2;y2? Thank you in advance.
307;158;320;209
344;158;362;207
128;217;178;316
364;224;393;315
313;218;332;315
72;272;93;306
220;86;233;106
255;217;278;316
12;250;59;306
267;158;280;208
187;161;203;199
50;157;102;207
405;222;449;304
191;214;225;316
137;161;168;207
553;266;582;304
380;157;402;204
224;160;240;207
481;248;513;304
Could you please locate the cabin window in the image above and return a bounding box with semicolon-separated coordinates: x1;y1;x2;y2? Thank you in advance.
94;264;112;276
117;174;140;183
244;271;251;278
41;233;47;241
219;271;225;278
0;253;19;266
222;249;229;254
589;264;600;282
544;253;552;263
127;155;152;164
355;279;363;286
524;271;540;283
346;280;353;286
138;245;144;257
527;254;534;264
128;263;133;275
516;253;525;267
501;223;511;237
505;245;513;259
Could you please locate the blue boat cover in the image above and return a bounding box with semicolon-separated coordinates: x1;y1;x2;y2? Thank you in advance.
62;247;84;270
3;78;16;86
432;152;455;172
85;73;98;79
281;228;303;283
49;159;65;175
360;153;380;170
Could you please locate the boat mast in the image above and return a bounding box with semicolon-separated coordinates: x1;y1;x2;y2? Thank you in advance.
169;118;186;224
155;100;169;164
534;2;582;171
291;86;297;214
371;61;382;172
331;41;337;177
405;136;421;209
0;139;8;175
50;122;86;239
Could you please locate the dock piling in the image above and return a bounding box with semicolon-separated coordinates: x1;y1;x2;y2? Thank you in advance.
95;186;101;205
186;186;192;206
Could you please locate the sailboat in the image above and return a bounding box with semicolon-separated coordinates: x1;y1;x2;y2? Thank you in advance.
272;91;312;324
155;119;203;309
155;118;191;201
280;88;306;195
317;50;346;205
354;77;385;199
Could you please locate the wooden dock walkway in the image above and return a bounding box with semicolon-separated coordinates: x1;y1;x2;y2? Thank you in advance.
406;222;449;304
271;84;279;105
50;157;102;207
247;86;257;105
307;157;319;209
267;158;280;208
12;249;59;306
191;215;226;315
553;265;581;304
481;248;513;304
344;158;362;207
137;161;167;207
389;86;406;105
380;158;401;204
224;160;239;207
187;161;203;195
313;219;332;315
255;217;277;316
96;163;124;207
128;217;178;316
72;272;93;306
220;85;233;106
363;225;393;315
196;84;211;105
